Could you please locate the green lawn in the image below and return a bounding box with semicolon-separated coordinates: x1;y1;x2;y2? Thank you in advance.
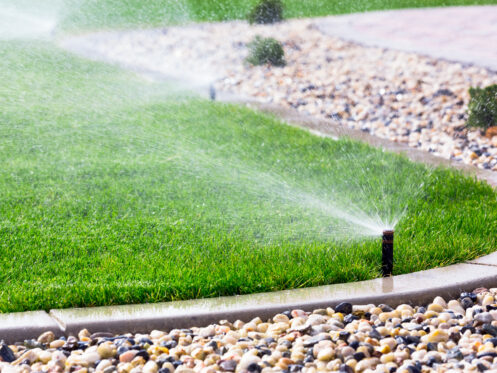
1;39;497;312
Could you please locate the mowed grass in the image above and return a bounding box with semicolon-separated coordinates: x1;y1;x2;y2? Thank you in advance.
57;0;497;30
1;41;497;312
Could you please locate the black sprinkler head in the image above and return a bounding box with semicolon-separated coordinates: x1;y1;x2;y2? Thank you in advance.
382;230;394;277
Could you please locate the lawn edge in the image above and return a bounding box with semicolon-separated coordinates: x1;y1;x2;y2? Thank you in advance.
3;255;497;343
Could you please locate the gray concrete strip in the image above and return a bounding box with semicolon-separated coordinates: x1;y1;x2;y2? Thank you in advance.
50;262;497;336
316;6;497;71
0;311;63;344
467;251;497;266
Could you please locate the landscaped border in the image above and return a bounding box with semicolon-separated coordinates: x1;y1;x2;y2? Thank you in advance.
2;252;497;343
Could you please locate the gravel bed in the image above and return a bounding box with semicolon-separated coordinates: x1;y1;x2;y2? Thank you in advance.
61;19;497;171
3;289;497;372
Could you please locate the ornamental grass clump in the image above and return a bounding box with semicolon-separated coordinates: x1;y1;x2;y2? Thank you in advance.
248;0;284;24
466;84;497;130
246;36;286;67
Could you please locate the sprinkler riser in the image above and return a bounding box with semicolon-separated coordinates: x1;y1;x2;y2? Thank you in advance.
382;230;394;277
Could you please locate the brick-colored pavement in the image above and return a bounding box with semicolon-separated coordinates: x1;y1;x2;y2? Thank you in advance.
317;6;497;71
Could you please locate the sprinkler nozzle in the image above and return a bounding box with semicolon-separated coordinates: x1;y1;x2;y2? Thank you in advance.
382;230;394;277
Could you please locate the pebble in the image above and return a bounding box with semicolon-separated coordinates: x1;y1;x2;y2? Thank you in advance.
37;331;55;344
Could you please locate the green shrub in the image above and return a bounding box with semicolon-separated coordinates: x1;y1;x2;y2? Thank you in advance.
246;36;286;67
467;84;497;130
248;0;284;24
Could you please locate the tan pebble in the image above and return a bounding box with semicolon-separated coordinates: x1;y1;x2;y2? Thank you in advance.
256;323;269;333
118;362;133;373
66;354;89;368
267;322;289;334
422;329;449;343
50;340;65;349
378;312;392;323
326;307;335;316
233;320;244;329
317;347;334;361
143;360;158;373
353;304;374;313
355;358;379;372
199;325;216;338
38;350;52;364
376;327;390;336
345;358;357;369
340;346;355;358
424;310;439;318
469;151;479;160
291;352;305;361
192;347;207;360
312;308;328;316
273;314;290;323
448;300;465;315
307;314;327;326
242;322;257;332
131;356;145;367
276;358;294;370
377;344;390;354
222;336;237;345
410;350;426;361
291;309;307;318
483;295;495;307
120;350;138;363
37;331;55;344
12;350;37;365
380;338;397;351
150;330;166;339
370;307;382;316
96;360;113;372
290;318;306;329
427;303;444;313
78;328;91;340
98;342;116;359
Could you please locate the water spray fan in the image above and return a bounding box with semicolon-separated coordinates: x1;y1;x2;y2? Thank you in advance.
382;230;394;277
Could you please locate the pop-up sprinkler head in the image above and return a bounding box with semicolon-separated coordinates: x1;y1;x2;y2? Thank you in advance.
382;230;394;277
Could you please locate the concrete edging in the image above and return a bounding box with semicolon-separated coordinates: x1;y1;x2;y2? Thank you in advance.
2;254;497;343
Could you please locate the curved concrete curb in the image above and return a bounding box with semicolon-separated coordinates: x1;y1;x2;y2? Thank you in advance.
2;254;497;343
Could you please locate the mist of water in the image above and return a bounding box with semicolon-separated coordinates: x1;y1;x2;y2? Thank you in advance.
0;0;431;245
0;1;61;39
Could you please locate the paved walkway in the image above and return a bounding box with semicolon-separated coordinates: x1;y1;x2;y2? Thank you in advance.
318;5;497;71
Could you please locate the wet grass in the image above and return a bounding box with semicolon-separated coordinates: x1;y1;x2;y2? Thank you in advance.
1;41;497;312
58;0;497;30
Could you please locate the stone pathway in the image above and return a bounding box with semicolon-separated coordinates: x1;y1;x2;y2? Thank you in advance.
317;5;497;71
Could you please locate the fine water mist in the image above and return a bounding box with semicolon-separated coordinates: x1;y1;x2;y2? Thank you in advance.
0;1;61;39
0;0;432;247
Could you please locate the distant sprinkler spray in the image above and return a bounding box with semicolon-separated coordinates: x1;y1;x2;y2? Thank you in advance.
382;230;394;277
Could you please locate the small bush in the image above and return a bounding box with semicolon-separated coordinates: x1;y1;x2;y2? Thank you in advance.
246;36;286;67
248;0;284;24
467;84;497;130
